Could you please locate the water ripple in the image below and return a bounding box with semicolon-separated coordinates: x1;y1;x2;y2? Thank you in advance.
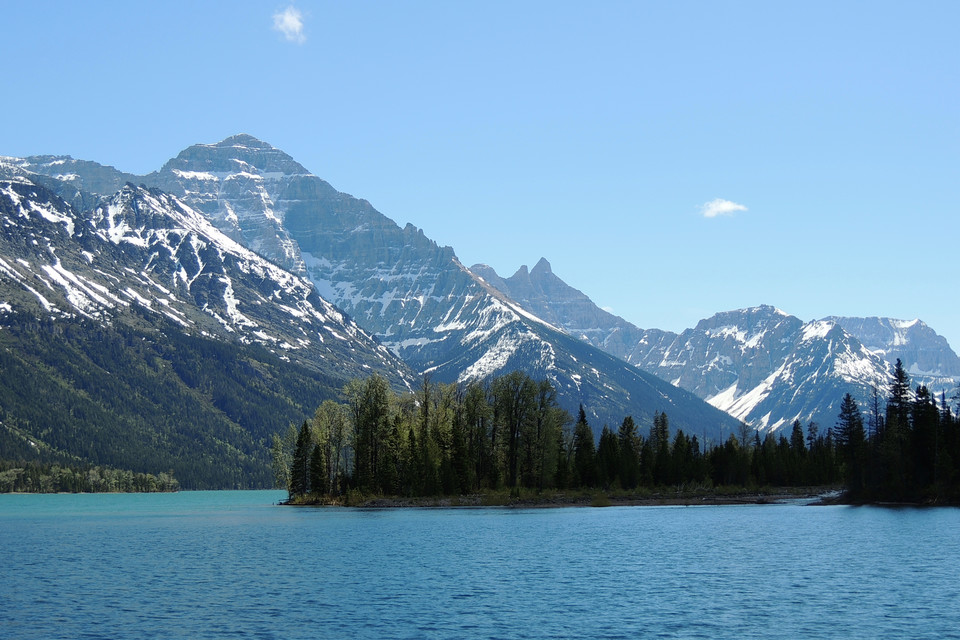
2;494;960;639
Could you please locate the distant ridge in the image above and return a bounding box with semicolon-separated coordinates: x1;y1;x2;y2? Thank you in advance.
474;259;957;432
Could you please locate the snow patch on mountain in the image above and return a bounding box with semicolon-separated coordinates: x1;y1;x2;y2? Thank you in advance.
0;170;412;386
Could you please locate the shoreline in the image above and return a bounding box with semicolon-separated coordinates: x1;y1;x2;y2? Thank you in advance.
285;487;841;509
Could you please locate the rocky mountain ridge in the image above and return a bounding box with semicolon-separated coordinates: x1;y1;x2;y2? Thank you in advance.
0;161;413;486
475;259;958;432
20;135;956;438
0;161;410;385
8;138;743;440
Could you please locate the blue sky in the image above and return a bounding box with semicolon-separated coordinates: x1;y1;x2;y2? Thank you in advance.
3;1;958;349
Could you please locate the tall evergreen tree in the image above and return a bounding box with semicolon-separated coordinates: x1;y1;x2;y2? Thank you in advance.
572;405;596;487
651;412;671;485
835;393;866;496
289;420;312;498
617;416;641;490
881;360;913;499
596;425;620;488
309;442;326;495
911;385;939;492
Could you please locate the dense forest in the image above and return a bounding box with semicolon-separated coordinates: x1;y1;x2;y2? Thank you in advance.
833;360;960;502
0;310;350;489
276;362;960;504
0;460;179;493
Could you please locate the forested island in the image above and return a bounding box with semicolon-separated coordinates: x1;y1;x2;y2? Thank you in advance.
274;360;960;506
0;460;179;493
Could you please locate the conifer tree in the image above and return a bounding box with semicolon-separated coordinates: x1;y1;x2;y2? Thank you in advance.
596;425;620;488
289;421;312;498
572;404;596;487
309;442;326;495
836;393;866;496
651;412;671;485
617;416;641;490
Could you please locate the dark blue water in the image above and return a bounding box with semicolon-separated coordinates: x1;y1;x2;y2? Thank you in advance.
2;491;958;639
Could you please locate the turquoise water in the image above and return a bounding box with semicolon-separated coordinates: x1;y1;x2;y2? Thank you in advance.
1;491;959;639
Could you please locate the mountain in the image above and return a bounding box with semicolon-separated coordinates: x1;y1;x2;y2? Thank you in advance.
637;307;893;432
472;260;900;433
470;258;677;366
118;135;741;439
20;138;941;441
0;162;412;487
826;316;960;395
469;258;660;359
9;155;140;211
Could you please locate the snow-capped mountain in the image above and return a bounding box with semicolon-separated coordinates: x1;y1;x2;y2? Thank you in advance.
12;135;746;438
119;135;737;438
469;257;678;367
0;162;416;486
19;138;942;439
826;316;960;395
636;307;893;432
473;259;901;433
469;258;660;359
0;162;410;385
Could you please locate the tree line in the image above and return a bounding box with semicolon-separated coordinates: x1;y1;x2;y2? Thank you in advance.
274;364;960;503
834;359;960;503
0;460;179;493
270;371;855;501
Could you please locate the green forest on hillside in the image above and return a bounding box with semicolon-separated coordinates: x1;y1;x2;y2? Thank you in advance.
0;310;349;489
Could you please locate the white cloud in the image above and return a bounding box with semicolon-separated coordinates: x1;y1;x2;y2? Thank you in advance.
700;198;747;218
273;6;306;44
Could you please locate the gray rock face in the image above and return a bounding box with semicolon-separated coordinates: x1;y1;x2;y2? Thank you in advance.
0;163;412;388
826;316;960;393
145;134;309;275
475;259;898;434
470;257;652;360
639;307;892;432
11;155;139;198
140;135;741;439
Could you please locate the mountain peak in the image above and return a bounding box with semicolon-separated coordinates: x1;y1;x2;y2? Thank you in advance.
511;264;530;279
160;134;308;178
531;257;552;276
214;133;274;150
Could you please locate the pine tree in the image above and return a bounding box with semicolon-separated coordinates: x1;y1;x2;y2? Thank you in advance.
617;416;641;490
309;442;326;495
572;405;596;487
651;412;671;485
911;385;939;492
835;393;866;496
596;426;620;489
881;360;913;499
289;421;312;498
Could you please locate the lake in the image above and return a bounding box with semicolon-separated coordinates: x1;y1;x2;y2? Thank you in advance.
1;491;958;639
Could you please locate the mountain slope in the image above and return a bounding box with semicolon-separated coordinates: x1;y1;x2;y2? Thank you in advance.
826;316;960;394
136;135;741;439
472;259;899;433
662;309;892;432
469;258;658;359
0;165;412;486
